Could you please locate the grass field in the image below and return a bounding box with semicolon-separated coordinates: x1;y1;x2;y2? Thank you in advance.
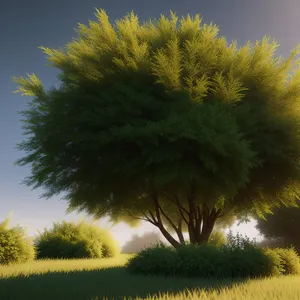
0;254;299;300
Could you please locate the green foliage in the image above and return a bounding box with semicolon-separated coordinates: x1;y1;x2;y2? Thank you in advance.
273;247;300;275
126;232;275;279
255;206;300;254
34;220;119;259
207;229;227;248
125;243;178;276
224;230;258;250
261;247;285;276
176;244;222;278
12;9;300;248
0;214;36;265
262;247;300;276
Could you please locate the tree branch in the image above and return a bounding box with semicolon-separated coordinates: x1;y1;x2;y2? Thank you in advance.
217;200;237;218
124;208;157;226
177;219;185;244
161;192;190;215
152;191;181;248
161;192;190;226
155;200;186;244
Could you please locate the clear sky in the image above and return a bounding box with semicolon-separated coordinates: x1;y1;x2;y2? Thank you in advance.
1;0;299;247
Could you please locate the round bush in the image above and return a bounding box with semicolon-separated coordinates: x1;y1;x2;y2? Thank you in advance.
34;220;119;259
126;233;276;279
261;247;285;276
220;246;274;278
273;247;300;275
0;215;36;265
176;244;223;278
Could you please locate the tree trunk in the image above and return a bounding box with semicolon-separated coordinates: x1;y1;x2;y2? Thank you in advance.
146;183;220;249
188;203;220;246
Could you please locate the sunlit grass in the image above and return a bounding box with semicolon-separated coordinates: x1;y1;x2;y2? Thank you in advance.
0;254;134;278
0;254;299;300
123;275;300;300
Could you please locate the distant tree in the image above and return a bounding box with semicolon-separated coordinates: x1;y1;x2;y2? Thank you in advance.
255;206;300;253
258;237;287;249
121;231;167;254
13;9;300;249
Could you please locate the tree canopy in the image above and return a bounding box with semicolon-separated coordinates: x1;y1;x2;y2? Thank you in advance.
256;206;300;253
12;9;300;248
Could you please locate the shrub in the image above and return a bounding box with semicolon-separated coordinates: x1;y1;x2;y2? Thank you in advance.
220;246;274;278
216;231;274;278
274;247;300;275
224;230;258;250
125;243;179;276
261;247;285;276
34;220;119;259
176;244;223;278
125;232;275;279
0;214;36;265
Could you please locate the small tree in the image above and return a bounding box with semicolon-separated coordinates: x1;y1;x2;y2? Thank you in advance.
13;9;300;249
0;213;36;265
34;220;119;259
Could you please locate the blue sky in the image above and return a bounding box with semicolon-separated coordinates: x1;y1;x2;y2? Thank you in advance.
1;0;299;247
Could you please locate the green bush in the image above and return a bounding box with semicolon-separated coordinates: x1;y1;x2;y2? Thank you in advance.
221;246;274;278
0;214;36;265
126;232;275;279
176;244;222;278
34;220;119;259
261;247;284;276
262;247;300;276
125;243;179;276
273;247;300;275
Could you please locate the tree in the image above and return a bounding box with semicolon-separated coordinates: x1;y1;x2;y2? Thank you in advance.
255;206;300;254
121;232;167;254
12;9;300;249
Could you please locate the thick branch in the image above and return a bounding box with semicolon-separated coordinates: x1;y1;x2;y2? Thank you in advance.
152;192;181;249
176;219;185;244
156;200;186;244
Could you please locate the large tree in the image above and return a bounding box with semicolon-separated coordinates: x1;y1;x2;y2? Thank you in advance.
12;9;300;249
255;206;300;253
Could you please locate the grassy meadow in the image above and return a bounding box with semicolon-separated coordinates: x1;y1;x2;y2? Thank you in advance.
0;254;299;300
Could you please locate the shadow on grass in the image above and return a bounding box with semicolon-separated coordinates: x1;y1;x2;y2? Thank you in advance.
0;266;249;300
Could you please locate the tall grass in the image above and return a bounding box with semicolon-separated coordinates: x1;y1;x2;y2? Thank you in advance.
0;254;299;300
